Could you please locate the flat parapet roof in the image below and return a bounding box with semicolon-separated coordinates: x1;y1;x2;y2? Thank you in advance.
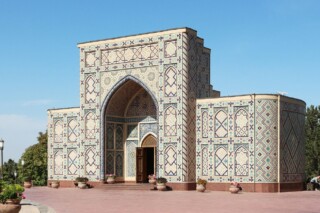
197;94;306;106
77;27;197;48
47;107;80;113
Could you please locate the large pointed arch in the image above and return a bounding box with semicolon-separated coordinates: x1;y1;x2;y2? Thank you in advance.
99;75;159;180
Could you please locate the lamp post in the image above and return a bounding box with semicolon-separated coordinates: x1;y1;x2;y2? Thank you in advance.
21;159;25;183
0;139;4;179
14;171;17;184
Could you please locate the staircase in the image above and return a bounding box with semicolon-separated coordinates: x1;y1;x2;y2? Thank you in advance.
96;183;155;191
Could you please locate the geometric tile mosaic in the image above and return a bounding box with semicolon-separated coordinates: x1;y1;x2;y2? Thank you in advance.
85;75;97;103
54;149;63;175
234;144;249;176
201;110;208;138
68;149;78;175
139;123;158;142
115;151;123;177
54;120;63;143
126;90;156;117
101;43;158;66
85;111;96;139
67;118;78;143
127;125;138;138
164;105;177;136
126;140;138;177
164;143;177;176
214;108;228;138
164;40;177;58
280;101;305;182
214;145;228;176
234;106;249;137
85;51;96;67
164;65;177;97
85;146;97;175
201;145;208;176
255;100;278;182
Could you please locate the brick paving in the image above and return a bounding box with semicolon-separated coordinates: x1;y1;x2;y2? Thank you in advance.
24;187;320;213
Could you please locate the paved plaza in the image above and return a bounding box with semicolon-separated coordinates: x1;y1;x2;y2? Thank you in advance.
23;187;320;213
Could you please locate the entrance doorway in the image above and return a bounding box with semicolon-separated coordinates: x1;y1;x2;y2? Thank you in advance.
136;135;157;183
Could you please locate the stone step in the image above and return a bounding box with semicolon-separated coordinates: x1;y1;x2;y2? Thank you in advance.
96;183;156;191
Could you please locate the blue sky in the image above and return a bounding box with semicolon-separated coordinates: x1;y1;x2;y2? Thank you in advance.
0;0;319;162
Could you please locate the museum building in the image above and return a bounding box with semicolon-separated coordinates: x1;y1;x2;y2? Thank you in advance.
47;28;305;192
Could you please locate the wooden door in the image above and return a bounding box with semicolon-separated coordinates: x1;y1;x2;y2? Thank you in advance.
136;148;146;183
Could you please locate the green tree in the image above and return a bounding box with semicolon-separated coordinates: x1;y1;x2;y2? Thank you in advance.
305;105;320;179
19;131;48;186
2;159;18;184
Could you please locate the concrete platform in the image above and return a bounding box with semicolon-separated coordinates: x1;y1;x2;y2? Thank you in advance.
24;187;320;213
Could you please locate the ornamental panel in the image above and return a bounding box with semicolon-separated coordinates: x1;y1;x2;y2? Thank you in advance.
85;146;97;175
164;66;177;97
126;141;138;177
54;120;63;143
54;149;63;175
202;145;208;176
85;75;97;103
234;106;249;137
106;151;114;175
115;125;124;150
164;144;177;176
164;106;177;136
101;43;158;65
214;108;228;138
214;145;228;176
68;119;78;143
67;149;78;175
234;144;249;176
85;111;96;139
164;40;177;58
85;51;96;67
202;110;208;138
115;151;123;177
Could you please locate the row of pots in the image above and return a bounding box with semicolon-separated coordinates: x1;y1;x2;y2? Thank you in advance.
51;178;241;193
149;180;240;193
50;181;88;189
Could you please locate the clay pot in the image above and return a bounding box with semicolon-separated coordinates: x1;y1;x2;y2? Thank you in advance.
24;181;32;188
107;177;115;184
196;184;206;192
156;183;166;191
229;185;240;194
51;181;60;188
149;179;156;184
0;204;21;213
78;182;87;189
5;199;21;205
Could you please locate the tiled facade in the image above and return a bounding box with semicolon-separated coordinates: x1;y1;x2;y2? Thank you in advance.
48;28;305;192
196;95;305;191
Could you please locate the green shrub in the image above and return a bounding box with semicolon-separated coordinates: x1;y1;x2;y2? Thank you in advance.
75;177;89;182
0;184;25;204
197;178;207;186
156;177;167;184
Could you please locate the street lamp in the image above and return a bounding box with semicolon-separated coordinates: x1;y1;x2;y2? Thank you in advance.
0;139;4;179
14;171;17;184
21;160;25;181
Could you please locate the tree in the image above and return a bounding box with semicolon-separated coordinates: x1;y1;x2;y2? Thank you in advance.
2;159;18;184
19;131;48;186
305;105;320;179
